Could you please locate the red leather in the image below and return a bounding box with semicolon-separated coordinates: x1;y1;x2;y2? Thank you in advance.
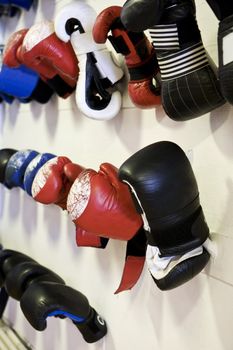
93;5;161;108
76;227;104;248
20;21;79;86
67;162;143;240
3;29;28;67
32;157;84;210
114;255;145;294
64;162;85;183
4;21;79;92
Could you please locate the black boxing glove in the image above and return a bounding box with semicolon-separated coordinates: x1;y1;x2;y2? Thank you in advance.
205;0;233;104
119;141;211;290
121;0;225;121
0;149;17;183
121;0;164;32
5;260;65;300
20;281;107;343
0;249;36;286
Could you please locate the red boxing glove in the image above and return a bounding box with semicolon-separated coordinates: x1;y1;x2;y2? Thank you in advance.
31;157;84;210
3;29;28;67
67;163;143;240
93;5;161;108
5;21;79;98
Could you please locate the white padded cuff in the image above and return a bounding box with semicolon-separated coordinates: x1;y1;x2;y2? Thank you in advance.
146;244;204;280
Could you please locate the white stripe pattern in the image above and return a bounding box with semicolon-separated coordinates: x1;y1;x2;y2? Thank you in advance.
149;24;180;50
156;42;209;80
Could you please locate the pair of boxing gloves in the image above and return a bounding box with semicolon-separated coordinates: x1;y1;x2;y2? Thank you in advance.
3;3;125;119
120;0;233;111
2;2;160;117
0;141;212;292
0;248;107;343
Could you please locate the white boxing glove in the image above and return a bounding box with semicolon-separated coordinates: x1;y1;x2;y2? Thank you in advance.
54;1;124;120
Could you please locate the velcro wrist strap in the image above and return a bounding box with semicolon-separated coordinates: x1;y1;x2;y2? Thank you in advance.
128;50;159;80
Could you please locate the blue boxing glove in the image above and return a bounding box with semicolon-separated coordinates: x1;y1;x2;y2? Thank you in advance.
4;149;39;189
0;0;33;11
23;153;56;196
1;44;53;103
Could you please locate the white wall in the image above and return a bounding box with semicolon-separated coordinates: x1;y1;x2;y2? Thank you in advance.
0;0;233;349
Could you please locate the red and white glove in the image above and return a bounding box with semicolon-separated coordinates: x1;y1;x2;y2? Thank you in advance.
67;162;145;293
4;21;79;98
3;28;28;67
93;5;161;108
54;2;124;120
67;163;142;240
31;156;84;210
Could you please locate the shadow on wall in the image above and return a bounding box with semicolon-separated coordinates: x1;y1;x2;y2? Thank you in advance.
38;0;56;21
42;204;62;244
44;95;59;140
210;102;233;158
0;187;5;219
8;188;21;220
111;108;144;153
208;275;233;350
22;193;38;236
6;100;20;128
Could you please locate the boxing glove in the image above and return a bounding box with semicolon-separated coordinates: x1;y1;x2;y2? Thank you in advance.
4;149;39;189
5;260;65;300
119;141;211;290
0;148;17;183
121;0;165;32
67;163;145;293
0;0;33;11
5;22;79;98
20;282;107;343
205;1;233;104
23;152;56;196
93;5;161;109
67;163;143;240
0;63;53;103
31;156;84;210
3;32;55;103
121;0;225;121
0;249;36;286
54;1;124;120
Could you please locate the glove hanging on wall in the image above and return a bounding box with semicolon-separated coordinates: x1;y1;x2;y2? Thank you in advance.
0;149;56;194
205;0;233;104
2;35;54;103
31;156;85;210
3;23;79;99
4;149;39;190
0;249;107;343
121;0;226;121
0;149;17;183
93;5;161;109
118;141;211;290
54;1;124;120
66;163;146;293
